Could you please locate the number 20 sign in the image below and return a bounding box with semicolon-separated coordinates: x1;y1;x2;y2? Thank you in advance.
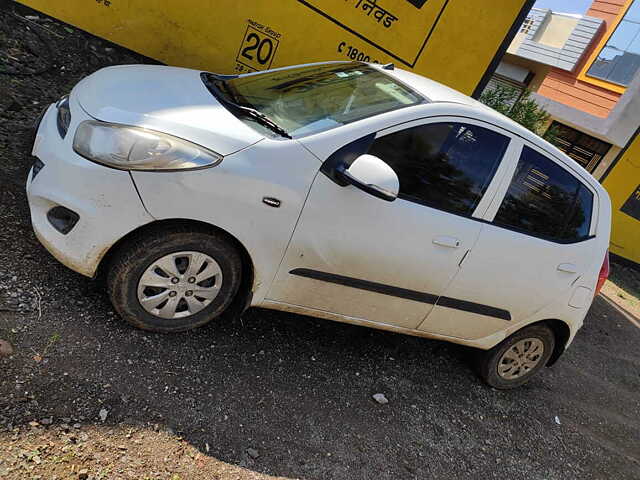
236;24;280;72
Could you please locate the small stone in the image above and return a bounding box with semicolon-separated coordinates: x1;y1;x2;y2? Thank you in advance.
78;469;89;479
373;393;389;404
0;340;14;358
246;447;259;459
554;416;561;425
40;417;53;425
99;408;108;422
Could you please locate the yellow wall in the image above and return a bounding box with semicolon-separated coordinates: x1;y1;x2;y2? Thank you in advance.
16;0;528;96
603;135;640;264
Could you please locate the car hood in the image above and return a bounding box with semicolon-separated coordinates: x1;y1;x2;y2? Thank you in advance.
73;65;263;156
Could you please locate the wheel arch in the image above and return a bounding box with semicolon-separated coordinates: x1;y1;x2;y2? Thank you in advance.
97;218;256;315
529;318;571;366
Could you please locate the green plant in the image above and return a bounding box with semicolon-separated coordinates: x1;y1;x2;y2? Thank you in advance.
479;84;557;144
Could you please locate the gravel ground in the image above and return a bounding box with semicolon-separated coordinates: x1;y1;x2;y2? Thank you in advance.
1;3;640;479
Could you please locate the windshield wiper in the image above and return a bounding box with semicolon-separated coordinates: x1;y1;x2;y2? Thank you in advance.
228;102;292;139
201;72;292;139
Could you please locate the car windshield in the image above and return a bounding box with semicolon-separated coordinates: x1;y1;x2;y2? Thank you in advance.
203;63;425;139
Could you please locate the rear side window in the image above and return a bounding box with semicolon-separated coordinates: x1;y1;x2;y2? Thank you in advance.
368;122;509;216
493;146;594;243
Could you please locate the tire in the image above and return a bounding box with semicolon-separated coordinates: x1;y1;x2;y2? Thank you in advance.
107;225;242;333
477;324;555;389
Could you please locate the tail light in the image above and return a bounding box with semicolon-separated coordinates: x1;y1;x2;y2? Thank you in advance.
594;251;610;297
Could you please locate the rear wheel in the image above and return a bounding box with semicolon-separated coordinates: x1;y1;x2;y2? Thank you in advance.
477;324;555;389
107;226;242;333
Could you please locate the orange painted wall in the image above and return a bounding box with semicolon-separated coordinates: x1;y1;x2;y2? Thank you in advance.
536;0;626;118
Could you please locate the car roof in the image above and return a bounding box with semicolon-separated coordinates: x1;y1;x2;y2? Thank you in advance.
379;65;532;134
379;66;481;106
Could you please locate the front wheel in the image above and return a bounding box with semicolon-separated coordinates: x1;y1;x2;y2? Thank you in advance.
477;324;555;389
107;226;242;333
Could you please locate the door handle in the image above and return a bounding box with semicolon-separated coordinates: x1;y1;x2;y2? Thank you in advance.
557;263;578;274
432;236;461;248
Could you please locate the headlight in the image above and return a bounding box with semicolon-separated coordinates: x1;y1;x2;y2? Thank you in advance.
72;120;223;171
56;95;71;139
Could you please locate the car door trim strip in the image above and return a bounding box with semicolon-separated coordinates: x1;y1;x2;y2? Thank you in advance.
289;268;511;321
290;268;438;304
435;296;511;321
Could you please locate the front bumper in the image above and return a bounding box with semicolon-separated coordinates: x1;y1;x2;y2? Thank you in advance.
26;97;154;277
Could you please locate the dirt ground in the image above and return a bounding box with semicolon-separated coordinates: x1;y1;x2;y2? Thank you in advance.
1;3;639;479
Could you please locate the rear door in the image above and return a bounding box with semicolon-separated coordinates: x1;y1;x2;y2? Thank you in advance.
418;140;599;339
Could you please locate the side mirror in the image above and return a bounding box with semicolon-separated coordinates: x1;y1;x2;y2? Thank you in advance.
337;154;399;202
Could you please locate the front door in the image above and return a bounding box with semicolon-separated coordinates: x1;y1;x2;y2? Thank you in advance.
267;119;513;329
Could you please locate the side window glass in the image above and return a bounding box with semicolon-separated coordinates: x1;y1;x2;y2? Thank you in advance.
368;122;509;216
493;146;593;242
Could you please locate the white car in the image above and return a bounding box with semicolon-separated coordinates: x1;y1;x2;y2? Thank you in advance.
27;61;611;388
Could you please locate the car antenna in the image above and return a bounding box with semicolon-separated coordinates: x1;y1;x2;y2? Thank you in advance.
382;63;395;70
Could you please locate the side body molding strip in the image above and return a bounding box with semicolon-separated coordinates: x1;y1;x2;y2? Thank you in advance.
289;268;511;321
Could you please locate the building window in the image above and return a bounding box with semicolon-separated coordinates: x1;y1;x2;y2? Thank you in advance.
520;16;534;35
550;122;612;173
587;0;640;86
